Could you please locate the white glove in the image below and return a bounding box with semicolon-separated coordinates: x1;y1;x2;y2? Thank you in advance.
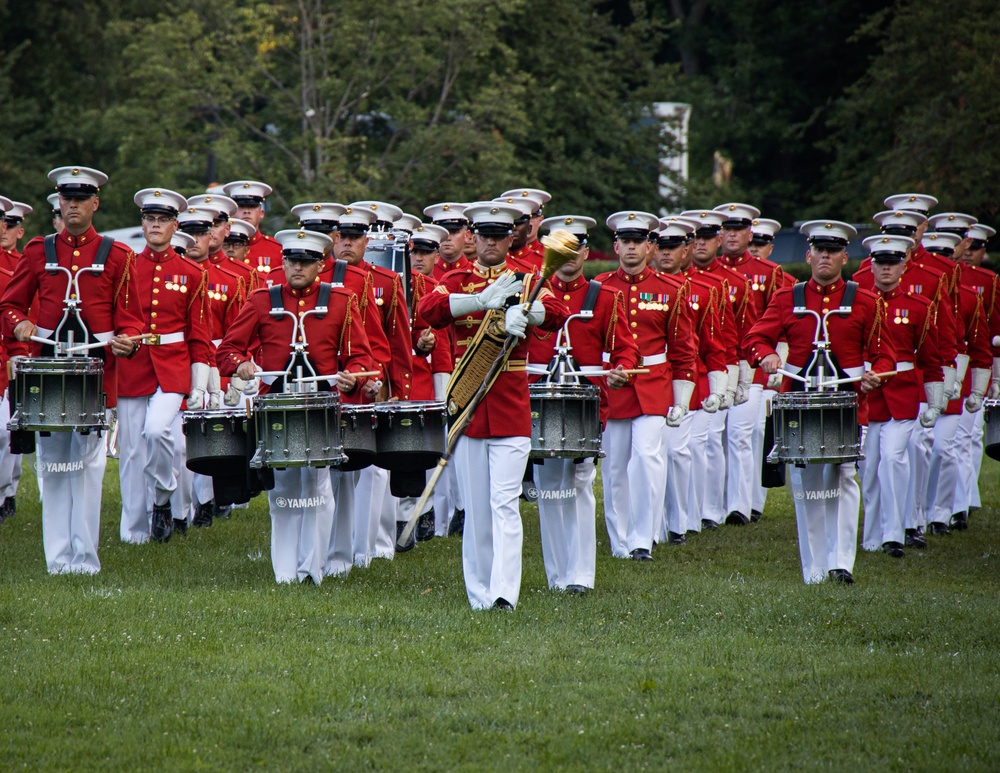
667;379;695;427
702;370;728;413
965;367;991;412
189;362;210;408
919;381;945;427
734;360;753;405
990;357;1000;400
767;342;788;389
942;365;959;402
504;301;545;339
432;372;449;402
224;374;249;407
720;364;739;409
449;273;521;316
208;366;222;409
951;353;970;400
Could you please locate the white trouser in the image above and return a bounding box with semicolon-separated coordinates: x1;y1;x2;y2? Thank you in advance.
660;411;693;540
117;390;183;543
171;411;194;523
686;408;714;533
860;419;913;550
268;467;334;584
39;426;107;574
702;409;728;524
397;491;433;523
953;407;983;514
536;457;597;590
726;384;762;518
373;478;398;560
789;462;860;584
905;409;933;529
349;465;389;566
454;435;529;610
0;399;15;500
752;388;777;513
326;469;356;577
602;415;666;557
926;413;961;524
440;462;464;532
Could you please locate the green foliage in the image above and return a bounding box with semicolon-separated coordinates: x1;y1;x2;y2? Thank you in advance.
2;457;1000;769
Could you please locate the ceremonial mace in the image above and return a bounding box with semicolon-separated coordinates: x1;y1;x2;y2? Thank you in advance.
396;230;580;548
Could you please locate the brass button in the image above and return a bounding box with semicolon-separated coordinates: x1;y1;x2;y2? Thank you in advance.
630;321;637;328
151;312;157;318
299;300;305;306
153;288;159;294
152;300;158;306
71;265;79;272
69;293;77;300
72;250;80;257
150;324;157;330
155;265;162;271
563;294;571;301
630;296;637;303
630;309;637;316
630;286;637;292
154;277;160;283
632;333;638;339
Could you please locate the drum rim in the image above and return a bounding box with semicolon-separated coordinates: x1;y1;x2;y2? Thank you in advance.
373;400;447;412
253;392;341;407
771;391;858;406
529;383;601;397
17;356;104;372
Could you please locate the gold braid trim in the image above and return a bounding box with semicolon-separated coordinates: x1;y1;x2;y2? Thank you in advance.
669;281;690;337
359;272;374;322
971;294;985;345
228;276;246;315
387;274;401;333
114;249;136;309
188;269;209;316
605;289;622;351
916;301;932;351
734;279;752;328
339;294;356;357
866;296;885;352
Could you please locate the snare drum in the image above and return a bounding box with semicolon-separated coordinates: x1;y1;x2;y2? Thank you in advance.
767;391;862;465
9;356;106;432
338;404;378;472
529;382;602;459
984;398;1000;461
183;409;249;475
373;400;447;471
250;392;346;469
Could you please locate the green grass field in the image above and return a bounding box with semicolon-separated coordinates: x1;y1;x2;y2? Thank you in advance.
2;456;999;771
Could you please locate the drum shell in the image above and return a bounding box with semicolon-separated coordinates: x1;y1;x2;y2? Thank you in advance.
985;399;1000;461
767;391;862;465
337;404;378;472
183;409;249;475
251;392;346;469
373;401;447;471
529;383;603;459
10;357;106;432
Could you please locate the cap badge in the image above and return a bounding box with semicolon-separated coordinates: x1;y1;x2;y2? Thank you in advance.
297;231;305;239
345;207;353;214
154;190;162;197
628;213;636;221
882;237;889;243
729;204;736;211
312;204;321;211
443;204;451;211
700;212;708;218
369;204;378;211
490;207;499;215
564;217;573;225
825;223;833;228
72;168;80;176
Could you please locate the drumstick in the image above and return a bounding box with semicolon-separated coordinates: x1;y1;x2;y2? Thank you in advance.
29;335;59;347
293;371;381;383
777;368;809;384
819;370;899;387
552;368;651;377
124;333;158;342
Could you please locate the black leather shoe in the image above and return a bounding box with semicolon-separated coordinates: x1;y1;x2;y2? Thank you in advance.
565;585;588;595
701;519;719;530
416;509;436;542
448;508;465;537
151;504;173;543
493;598;513;610
928;522;951;536
629;548;653;562
904;528;927;549
725;511;750;526
192;502;213;528
828;568;855;584
881;541;905;558
949;511;969;531
172;518;188;537
751;509;762;523
668;531;686;545
214;502;232;520
395;521;415;553
1;496;15;520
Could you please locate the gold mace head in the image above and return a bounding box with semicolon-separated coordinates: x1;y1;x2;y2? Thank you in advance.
539;229;581;277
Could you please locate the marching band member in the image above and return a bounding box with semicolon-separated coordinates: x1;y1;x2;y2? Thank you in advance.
0;166;145;574
527;215;638;592
217;229;374;584
1;201;31;268
680;209;757;530
746;220;897;584
118;189;212;543
0;195;26;525
47;193;64;235
714;203;785;525
502;188;550;272
858;235;944;558
418;201;569;609
652;218;730;542
596;211;698;561
222;180;283;283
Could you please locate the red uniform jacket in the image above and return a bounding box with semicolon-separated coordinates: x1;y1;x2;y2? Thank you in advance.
354;260;413;400
692;259;757;356
595;266;698;419
216;282;373;395
677;270;729;405
418;260;569;438
0;267;28;393
201;258;245;345
868;287;942;422
959;264;1000;357
944;284;993;414
0;227;144;406
510;240;544;273
244;230;284;281
743;278;897;425
432;255;471;282
118;246;213;397
527;274;640;423
409;271;453;401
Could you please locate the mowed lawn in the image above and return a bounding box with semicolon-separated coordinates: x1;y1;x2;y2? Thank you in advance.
2;455;999;771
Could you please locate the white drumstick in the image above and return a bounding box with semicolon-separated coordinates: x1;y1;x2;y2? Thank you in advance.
29;335;59;347
63;340;112;353
777;368;809;384
818;370;899;388
294;371;381;383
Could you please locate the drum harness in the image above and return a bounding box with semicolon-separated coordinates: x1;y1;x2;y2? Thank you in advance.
790;280;858;393
537;279;603;386
259;282;335;394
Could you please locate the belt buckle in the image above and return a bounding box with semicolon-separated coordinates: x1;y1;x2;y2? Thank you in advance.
146;334;160;346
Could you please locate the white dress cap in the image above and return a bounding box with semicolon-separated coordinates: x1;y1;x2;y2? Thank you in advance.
679;210;727;231
226;218;257;242
393;213;423;234
799;220;858;246
222;180;273;202
275;228;333;259
350;200;404;227
500;187;551;208
337;205;378;233
48;166;109;195
4;201;33;222
171;231;196;252
873;209;926;232
967;224;996;241
863;234;914;260
422;202;468;226
47;193;61;211
134;188;188;216
411;223;448;249
751;218;781;240
605;210;660;237
463;201;523;234
921;232;962;251
927;212;978;235
291;202;347;228
187;194;237;219
177;206;216;232
492;196;535;220
0;195;12;215
540;215;597;240
883;193;938;214
656;220;695;242
712;202;761;227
